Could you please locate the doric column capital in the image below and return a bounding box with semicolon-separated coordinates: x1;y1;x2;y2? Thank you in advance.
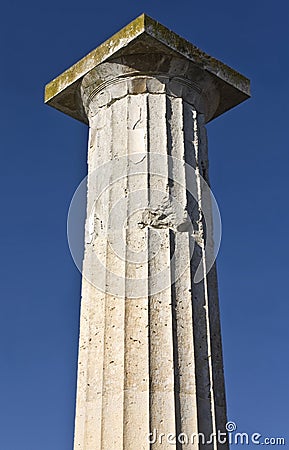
44;14;250;125
80;55;220;122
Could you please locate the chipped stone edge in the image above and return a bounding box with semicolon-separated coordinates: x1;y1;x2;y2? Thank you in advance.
44;13;250;106
144;15;250;97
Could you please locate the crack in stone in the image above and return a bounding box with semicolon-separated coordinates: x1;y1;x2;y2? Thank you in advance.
132;107;142;129
129;154;146;164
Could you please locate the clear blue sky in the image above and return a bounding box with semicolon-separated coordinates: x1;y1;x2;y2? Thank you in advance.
0;0;288;448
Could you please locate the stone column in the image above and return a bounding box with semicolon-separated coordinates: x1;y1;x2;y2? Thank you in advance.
44;14;250;450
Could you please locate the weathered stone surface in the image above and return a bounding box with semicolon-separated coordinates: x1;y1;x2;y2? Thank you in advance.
44;14;250;124
72;58;228;449
45;16;250;450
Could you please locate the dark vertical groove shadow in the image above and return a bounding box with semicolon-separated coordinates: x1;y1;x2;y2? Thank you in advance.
166;95;182;449
207;263;228;444
184;101;214;447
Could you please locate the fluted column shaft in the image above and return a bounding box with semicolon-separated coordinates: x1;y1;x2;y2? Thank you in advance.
73;55;228;450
